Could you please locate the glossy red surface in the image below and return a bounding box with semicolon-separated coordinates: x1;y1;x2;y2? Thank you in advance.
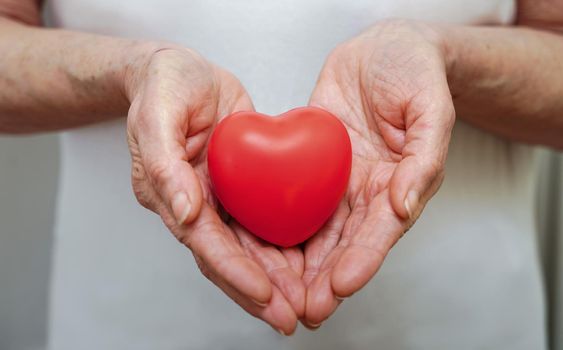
207;107;352;247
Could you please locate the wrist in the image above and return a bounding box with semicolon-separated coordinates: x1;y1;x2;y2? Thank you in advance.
375;20;462;102
119;40;175;103
119;41;213;104
436;24;467;100
362;19;451;68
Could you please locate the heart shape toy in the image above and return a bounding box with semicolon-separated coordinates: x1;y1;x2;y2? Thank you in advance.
208;107;352;247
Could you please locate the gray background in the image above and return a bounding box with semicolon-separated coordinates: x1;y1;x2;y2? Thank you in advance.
0;134;58;350
0;135;561;350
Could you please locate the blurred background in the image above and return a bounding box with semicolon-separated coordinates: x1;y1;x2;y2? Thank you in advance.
0;134;562;350
0;134;58;350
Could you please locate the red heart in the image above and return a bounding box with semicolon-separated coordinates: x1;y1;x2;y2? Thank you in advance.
207;107;352;247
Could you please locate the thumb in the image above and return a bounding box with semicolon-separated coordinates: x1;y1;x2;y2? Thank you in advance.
389;97;454;221
132;99;204;226
148;156;204;226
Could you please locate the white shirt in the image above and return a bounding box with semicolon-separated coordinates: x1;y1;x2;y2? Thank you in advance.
46;1;546;349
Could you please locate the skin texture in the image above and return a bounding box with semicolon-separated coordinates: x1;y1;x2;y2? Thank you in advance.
0;18;134;132
445;25;563;148
0;0;40;25
1;0;563;335
302;20;454;326
0;3;304;335
124;48;305;334
299;2;563;327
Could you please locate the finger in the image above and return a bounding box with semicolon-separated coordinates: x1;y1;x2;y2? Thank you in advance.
185;71;255;161
180;204;273;305
198;256;298;335
303;247;344;327
331;189;404;298
389;87;455;220
234;224;306;318
215;67;256;117
301;199;362;326
303;201;349;286
132;88;204;226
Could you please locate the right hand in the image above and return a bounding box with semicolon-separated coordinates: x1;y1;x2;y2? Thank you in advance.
124;46;305;335
302;20;454;327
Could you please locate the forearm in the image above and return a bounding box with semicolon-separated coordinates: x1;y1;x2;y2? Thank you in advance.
443;24;563;149
0;18;155;133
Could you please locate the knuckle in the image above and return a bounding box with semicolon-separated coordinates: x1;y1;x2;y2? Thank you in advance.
131;174;159;213
131;163;146;184
434;168;446;184
442;103;456;129
130;155;157;211
425;158;444;180
130;153;147;182
194;254;213;281
178;231;193;250
147;159;173;190
430;169;446;197
132;182;152;210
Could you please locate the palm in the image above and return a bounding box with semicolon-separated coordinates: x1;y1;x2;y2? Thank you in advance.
127;49;303;334
302;23;455;326
303;75;406;325
177;72;306;335
189;74;306;331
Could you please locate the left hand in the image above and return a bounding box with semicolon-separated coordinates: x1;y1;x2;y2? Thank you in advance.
302;19;455;327
125;47;304;335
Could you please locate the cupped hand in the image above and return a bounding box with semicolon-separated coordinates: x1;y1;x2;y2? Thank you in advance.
302;20;455;327
124;46;304;335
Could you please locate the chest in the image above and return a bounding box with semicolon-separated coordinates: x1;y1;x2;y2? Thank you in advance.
44;0;515;112
46;0;514;39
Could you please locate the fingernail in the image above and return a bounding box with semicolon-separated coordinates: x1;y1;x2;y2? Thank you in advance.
277;328;287;336
251;298;268;307
404;190;419;219
307;322;322;329
172;192;191;225
335;296;346;301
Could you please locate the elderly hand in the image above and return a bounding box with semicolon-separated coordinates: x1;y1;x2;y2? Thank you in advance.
124;47;304;335
302;20;455;327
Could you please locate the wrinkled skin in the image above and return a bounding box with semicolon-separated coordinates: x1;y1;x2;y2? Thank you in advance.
302;20;455;327
125;48;305;335
125;18;456;335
